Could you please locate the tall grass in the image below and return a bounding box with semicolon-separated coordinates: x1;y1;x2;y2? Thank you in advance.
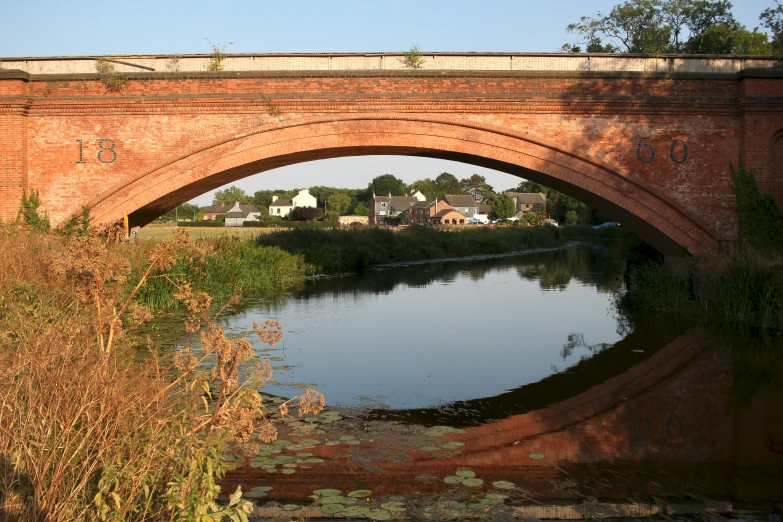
255;225;565;273
131;236;310;310
621;252;783;329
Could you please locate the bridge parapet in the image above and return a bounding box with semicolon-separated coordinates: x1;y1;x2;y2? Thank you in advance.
1;52;780;75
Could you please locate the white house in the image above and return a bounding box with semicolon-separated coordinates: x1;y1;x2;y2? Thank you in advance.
268;188;318;217
225;202;261;227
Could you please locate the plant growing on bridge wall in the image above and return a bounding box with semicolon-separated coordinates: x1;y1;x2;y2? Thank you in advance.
731;157;783;258
164;53;182;72
95;58;127;92
262;94;281;116
205;38;233;71
400;44;426;69
16;189;50;232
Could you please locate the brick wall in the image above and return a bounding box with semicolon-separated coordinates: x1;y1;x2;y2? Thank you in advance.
0;69;781;254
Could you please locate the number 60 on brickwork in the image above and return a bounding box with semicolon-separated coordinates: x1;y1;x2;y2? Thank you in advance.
75;139;117;164
636;137;688;164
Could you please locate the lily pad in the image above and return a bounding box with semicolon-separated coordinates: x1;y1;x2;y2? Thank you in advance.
280;468;296;475
339;435;356;441
420;446;440;452
491;480;517;490
347;489;372;498
455;468;476;478
444;476;464;484
381;501;407;512
305;458;324;463
462;478;484;487
313;489;342;497
441;442;465;449
529;453;545;460
281;504;300;511
282;463;297;468
320;503;345;514
345;439;361;445
321;496;349;504
341;506;370;516
296;452;313;457
485;493;509;500
442;509;463;519
367;509;392;520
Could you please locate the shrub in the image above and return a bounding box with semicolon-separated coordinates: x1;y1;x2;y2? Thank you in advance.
731;157;783;258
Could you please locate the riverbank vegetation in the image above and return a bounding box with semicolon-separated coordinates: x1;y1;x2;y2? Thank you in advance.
254;225;568;273
620;160;783;330
0;225;322;521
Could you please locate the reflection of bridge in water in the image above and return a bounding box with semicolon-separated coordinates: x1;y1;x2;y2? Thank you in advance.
224;323;783;517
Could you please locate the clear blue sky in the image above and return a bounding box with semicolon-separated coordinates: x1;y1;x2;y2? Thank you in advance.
2;0;776;205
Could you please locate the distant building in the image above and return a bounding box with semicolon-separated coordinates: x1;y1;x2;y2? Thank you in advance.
478;204;493;215
200;203;257;221
338;215;369;226
268;188;318;217
504;192;546;214
225;202;260;227
400;200;453;225
442;195;480;218
369;194;418;224
430;208;467;225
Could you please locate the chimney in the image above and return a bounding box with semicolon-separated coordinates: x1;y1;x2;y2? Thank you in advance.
410;187;415;194
388;193;391;198
272;195;278;203
372;191;376;198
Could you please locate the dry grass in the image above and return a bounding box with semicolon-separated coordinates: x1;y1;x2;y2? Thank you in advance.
0;226;322;521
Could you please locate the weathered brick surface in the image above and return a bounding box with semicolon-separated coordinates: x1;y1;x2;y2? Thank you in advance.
1;70;781;255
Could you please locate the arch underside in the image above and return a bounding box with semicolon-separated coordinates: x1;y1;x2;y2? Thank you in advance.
89;116;719;256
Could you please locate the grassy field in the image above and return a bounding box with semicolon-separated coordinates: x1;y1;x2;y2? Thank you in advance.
138;223;273;241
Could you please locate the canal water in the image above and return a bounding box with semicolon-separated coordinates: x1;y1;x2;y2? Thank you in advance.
183;244;783;519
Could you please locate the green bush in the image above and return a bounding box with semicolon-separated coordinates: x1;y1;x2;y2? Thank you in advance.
731;158;783;257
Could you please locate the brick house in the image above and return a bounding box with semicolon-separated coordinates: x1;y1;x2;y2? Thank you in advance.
504;192;546;214
442;194;480;218
430;208;467;225
400;200;453;225
369;194;419;224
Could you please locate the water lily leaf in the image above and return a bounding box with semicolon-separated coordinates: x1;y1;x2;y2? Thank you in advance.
345;439;361;445
321;496;348;504
347;489;372;498
272;440;291;446
341;506;370;516
281;504;300;511
529;453;545;460
462;478;484;487
282;463;297;468
367;509;392;520
325;440;341;446
442;509;463;519
420;446;440;452
244;490;267;499
381;502;407;512
305;458;324;463
491;480;516;490
339;435;355;441
444;476;464;484
467;502;487;510
296;452;313;457
320;504;344;514
485;493;509;500
313;489;342;497
455;468;475;478
280;468;296;474
441;442;465;449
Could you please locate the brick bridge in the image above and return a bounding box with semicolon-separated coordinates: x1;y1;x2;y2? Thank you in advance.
1;53;782;256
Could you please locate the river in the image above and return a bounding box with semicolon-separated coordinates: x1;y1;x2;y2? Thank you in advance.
173;243;783;519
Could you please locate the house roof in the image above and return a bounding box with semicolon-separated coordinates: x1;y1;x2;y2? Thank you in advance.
432;208;466;218
200;204;259;213
374;195;419;212
269;199;293;207
443;194;479;207
479;204;493;213
226;211;250;218
505;192;546;205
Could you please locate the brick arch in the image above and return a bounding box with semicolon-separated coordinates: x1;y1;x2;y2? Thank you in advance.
87;114;719;255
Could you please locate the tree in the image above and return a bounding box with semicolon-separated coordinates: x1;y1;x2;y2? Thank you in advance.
491;194;516;220
460;174;495;202
760;1;783;53
368;174;407;197
564;0;773;55
353;202;370;216
327;192;352;215
401;44;426;69
434;172;463;198
160;203;200;221
213;186;252;206
292;207;323;221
